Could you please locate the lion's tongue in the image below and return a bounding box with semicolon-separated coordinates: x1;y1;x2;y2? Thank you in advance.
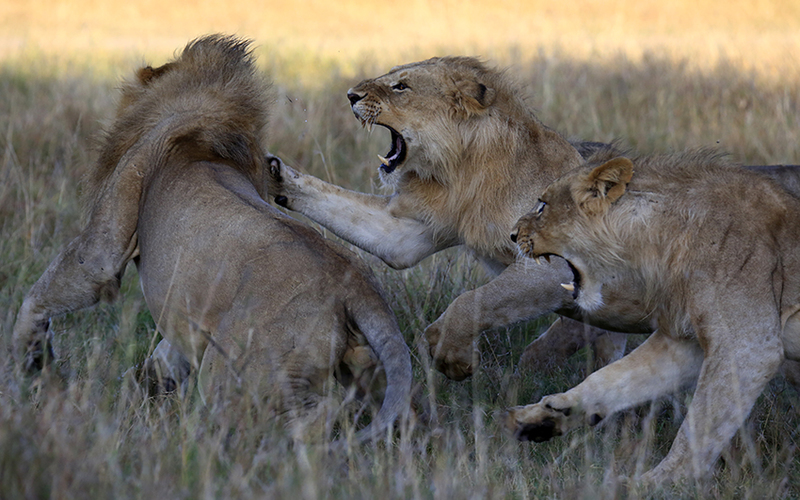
377;131;404;172
378;149;400;167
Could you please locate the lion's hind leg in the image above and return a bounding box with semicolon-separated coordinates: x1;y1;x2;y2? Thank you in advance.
338;344;384;401
13;228;137;372
518;317;627;372
197;325;337;442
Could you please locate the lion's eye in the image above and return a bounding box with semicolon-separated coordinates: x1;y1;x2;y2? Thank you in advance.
391;82;409;92
534;199;546;217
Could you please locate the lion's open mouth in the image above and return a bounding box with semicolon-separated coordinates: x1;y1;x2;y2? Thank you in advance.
533;253;582;300
377;125;407;174
563;258;582;300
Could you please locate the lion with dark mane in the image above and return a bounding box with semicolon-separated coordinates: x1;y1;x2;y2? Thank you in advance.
507;150;800;483
13;35;411;439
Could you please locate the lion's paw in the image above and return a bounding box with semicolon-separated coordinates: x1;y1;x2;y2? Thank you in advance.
505;394;577;442
424;321;474;381
13;309;55;373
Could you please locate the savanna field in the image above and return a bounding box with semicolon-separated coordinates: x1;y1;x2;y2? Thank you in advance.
2;1;800;498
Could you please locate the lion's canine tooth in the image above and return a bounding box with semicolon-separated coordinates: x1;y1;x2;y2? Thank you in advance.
561;283;575;292
378;155;390;166
534;257;542;265
543;255;551;264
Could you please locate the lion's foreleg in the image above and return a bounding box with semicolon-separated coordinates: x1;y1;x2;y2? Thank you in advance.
507;330;705;442
267;155;443;269
641;328;783;483
425;258;575;380
14;146;146;372
591;329;628;366
780;359;800;390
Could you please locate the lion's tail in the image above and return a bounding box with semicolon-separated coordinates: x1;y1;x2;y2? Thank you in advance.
341;292;412;446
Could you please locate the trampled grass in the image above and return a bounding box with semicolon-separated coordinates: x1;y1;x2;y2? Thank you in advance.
2;25;800;500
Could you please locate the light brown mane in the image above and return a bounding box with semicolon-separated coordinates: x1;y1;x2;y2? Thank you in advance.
396;56;580;260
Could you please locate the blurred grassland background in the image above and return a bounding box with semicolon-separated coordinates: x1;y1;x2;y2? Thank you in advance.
2;1;800;498
3;0;800;80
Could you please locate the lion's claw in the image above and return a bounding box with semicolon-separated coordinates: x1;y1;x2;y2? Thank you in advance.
266;154;283;179
514;417;559;442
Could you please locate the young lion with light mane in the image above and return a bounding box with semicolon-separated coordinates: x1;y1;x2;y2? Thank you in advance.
268;57;636;380
506;150;800;482
12;35;411;439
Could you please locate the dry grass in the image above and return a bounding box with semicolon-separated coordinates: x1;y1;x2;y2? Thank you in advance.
2;48;800;499
3;2;800;497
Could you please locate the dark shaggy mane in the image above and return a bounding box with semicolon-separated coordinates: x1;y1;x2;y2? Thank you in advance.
83;34;272;218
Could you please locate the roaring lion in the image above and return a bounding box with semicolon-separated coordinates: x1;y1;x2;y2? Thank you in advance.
12;35;411;439
506;150;800;483
268;57;634;380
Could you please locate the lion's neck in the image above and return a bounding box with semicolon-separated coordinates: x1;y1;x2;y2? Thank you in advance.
403;111;584;265
450;119;583;263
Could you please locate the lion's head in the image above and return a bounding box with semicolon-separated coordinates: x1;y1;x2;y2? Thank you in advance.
511;157;636;312
346;56;534;188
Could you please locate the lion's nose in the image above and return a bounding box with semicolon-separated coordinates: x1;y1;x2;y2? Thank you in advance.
347;89;365;106
510;229;518;243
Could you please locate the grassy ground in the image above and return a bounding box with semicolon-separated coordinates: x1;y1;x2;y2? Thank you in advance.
3;35;800;500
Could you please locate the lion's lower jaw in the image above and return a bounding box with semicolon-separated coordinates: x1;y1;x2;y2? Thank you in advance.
377;164;402;189
575;280;604;312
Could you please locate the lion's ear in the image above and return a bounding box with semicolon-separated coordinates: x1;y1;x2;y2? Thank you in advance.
454;80;496;116
137;63;175;86
576;157;634;215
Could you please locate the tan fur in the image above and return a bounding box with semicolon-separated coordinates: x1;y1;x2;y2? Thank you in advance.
13;35;411;440
268;56;629;380
507;151;800;483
